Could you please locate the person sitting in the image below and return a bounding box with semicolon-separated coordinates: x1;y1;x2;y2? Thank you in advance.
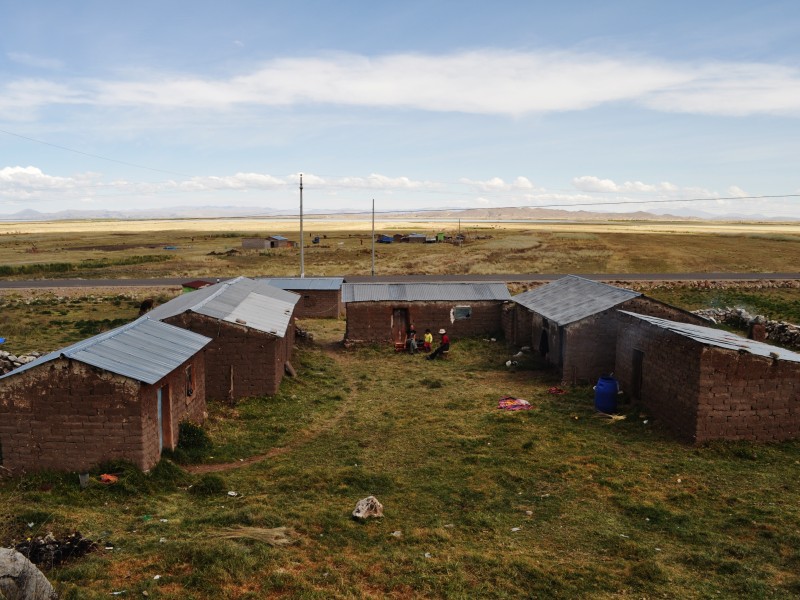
427;328;450;360
405;323;418;354
423;328;433;352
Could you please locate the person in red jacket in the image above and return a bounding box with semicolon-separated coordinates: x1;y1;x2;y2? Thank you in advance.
427;328;450;360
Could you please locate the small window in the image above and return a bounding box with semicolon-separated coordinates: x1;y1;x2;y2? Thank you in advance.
453;306;472;320
185;365;195;397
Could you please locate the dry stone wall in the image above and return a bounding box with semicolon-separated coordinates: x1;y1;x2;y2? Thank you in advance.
0;350;42;375
694;307;800;351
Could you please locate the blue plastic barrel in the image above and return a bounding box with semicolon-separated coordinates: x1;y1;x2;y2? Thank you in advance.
594;375;618;413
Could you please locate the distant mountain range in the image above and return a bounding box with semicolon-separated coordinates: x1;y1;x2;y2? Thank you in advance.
1;205;797;222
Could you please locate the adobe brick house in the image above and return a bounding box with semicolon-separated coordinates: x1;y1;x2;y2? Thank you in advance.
504;275;708;383
0;318;211;473
147;277;300;402
615;311;800;443
260;277;344;318
342;282;511;344
242;235;295;249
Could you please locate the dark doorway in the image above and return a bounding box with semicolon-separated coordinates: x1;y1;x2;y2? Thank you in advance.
392;308;409;345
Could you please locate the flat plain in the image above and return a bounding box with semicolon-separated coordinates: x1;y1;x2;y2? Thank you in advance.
1;217;800;598
1;217;800;279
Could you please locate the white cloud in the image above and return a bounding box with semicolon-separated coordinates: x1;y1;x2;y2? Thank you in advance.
460;176;536;192
572;175;688;195
726;185;749;198
2;50;800;118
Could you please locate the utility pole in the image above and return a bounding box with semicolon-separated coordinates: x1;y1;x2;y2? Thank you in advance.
299;173;304;278
371;199;375;277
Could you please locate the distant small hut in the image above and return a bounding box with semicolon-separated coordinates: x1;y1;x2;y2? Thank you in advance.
406;233;427;244
242;235;295;250
182;279;213;294
0;318;211;473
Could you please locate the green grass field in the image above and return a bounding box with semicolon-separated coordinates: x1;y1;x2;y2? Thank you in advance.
2;319;800;598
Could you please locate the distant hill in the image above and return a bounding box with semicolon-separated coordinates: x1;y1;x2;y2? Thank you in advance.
1;205;797;223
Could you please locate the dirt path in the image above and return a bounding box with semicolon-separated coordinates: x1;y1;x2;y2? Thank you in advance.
186;332;353;474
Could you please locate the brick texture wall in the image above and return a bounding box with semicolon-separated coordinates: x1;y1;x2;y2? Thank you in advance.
164;313;293;401
345;301;505;342
537;296;709;384
290;289;342;318
616;314;800;443
0;353;206;473
502;304;534;346
615;317;702;441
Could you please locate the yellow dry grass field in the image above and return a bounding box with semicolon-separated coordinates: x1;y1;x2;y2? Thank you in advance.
1;217;799;279
3;216;800;235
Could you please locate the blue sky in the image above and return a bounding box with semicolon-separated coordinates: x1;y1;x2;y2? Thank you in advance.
1;0;800;218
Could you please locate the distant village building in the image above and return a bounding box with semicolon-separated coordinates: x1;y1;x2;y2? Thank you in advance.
182;279;213;294
0;318;211;473
147;277;299;402
242;235;295;250
616;311;800;443
343;282;511;344
260;277;344;318
504;275;708;383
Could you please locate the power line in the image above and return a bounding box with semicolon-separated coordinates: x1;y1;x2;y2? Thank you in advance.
0;128;195;178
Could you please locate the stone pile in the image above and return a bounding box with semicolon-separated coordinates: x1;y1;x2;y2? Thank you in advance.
693;307;800;351
0;349;42;375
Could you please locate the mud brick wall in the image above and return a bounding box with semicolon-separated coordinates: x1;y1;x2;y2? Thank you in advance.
0;353;207;473
561;309;623;384
345;301;504;342
502;304;533;347
538;296;708;384
616;314;800;443
622;296;709;326
615;317;703;441
164;313;291;401
138;353;208;470
695;349;800;442
290;289;342;318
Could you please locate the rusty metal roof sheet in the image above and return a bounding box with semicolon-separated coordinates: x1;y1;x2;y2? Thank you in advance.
259;277;344;291
0;317;211;384
342;282;511;303
147;276;299;337
512;275;640;326
619;311;800;363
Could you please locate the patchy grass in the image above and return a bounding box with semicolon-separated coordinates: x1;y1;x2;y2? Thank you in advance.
0;292;176;354
3;318;800;598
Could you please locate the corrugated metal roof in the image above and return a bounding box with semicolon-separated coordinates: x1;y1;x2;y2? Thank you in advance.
147;276;299;337
620;311;800;363
259;277;344;291
342;282;511;303
512;275;640;326
0;317;211;384
270;235;289;241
